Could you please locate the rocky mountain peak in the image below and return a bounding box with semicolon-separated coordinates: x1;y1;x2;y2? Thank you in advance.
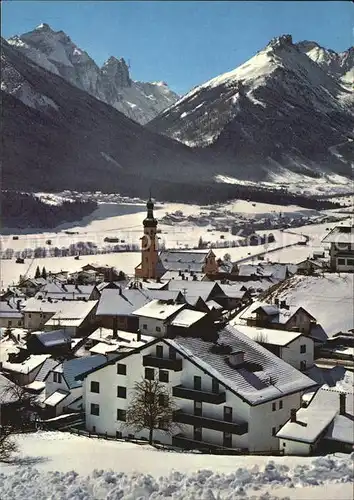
35;23;53;32
267;34;293;51
101;56;131;87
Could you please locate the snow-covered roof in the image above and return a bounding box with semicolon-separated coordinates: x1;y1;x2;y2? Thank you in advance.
43;389;69;407
170;309;207;328
277;407;337;443
322;226;354;244
267;274;354;337
133;300;185;320
24;380;46;391
36;282;96;300
278;385;354;444
160;250;212;272
89;342;121;355
205;300;223;310
0;301;23;318
160;270;207;282
96;288;151;316
32;329;72;347
61;355;107;389
166;325;316;405
22;298;63;314
44;300;97;327
235;325;304;346
2;354;51;374
325;414;354;445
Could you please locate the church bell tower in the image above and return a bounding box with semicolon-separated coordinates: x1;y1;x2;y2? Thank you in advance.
135;195;159;279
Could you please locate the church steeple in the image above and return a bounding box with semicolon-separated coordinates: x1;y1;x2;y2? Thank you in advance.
143;192;157;227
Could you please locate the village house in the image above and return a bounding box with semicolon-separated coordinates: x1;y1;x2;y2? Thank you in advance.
234;325;314;371
16;277;48;297
79;325;315;453
42;355;107;418
35;282;100;301
2;354;51;386
27;329;73;356
321;225;354;272
132;299;187;337
22;298;63;331
277;388;353;455
0;300;23;328
43;300;98;337
239;301;317;336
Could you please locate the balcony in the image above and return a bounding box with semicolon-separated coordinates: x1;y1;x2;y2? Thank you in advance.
173;410;248;435
143;355;182;371
173;385;226;404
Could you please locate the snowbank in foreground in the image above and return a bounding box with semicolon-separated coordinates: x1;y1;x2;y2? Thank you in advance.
1;453;353;500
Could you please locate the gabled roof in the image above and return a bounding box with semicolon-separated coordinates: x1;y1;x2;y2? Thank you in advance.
43;389;69;407
235;325;304;346
2;354;51;374
0;301;22;318
167;325;316;405
159;249;213;272
32;329;72;348
170;309;207;328
133;300;185;321
60;355;107;389
44;300;98;327
35;358;60;382
22;298;63;314
96;288;153;316
167;281;224;303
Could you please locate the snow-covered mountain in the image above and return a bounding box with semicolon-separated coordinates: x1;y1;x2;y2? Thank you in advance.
149;35;354;180
1;37;224;197
297;40;353;88
7;23;179;124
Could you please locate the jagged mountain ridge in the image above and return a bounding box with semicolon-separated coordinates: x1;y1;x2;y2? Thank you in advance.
7;23;179;124
297;40;353;87
148;35;354;180
1;37;229;197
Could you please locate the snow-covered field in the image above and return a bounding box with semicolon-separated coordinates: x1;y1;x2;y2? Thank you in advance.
1;432;353;499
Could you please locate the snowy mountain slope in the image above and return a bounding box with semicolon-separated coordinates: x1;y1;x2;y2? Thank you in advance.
149;35;354;180
1;38;224;196
297;40;354;88
7;23;179;124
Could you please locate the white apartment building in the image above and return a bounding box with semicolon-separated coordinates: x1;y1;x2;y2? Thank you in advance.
322;226;354;272
81;325;316;453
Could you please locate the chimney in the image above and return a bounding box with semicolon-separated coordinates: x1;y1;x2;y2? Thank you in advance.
274;298;279;306
339;393;346;415
17;300;21;310
113;317;118;338
229;350;245;367
280;300;286;308
179;270;182;276
119;286;122;296
181;274;185;280
290;408;297;422
137;330;141;342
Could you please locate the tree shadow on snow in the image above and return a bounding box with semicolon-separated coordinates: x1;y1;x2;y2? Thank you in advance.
3;455;49;466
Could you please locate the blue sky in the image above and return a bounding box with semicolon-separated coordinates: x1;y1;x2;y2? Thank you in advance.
2;1;353;94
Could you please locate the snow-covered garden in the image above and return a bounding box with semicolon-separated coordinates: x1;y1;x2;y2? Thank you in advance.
1;431;353;499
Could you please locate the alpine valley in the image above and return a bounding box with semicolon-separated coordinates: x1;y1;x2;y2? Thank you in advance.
1;25;354;200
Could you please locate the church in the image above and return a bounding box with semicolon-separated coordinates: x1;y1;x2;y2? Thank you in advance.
134;197;219;281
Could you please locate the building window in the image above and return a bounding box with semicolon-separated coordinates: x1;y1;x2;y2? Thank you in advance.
338;258;345;265
300;360;307;371
272;427;276;436
212;378;219;394
194;401;202;416
159;370;169;383
117;409;126;421
143;324;147;330
156;345;163;358
347;259;354;266
90;403;100;416
224;406;232;421
300;344;307;354
156;326;161;333
145;368;154;380
159;394;167;406
117;386;127;398
90;381;100;393
28;313;32;318
272;402;276;411
194;376;201;390
279;400;283;410
116;431;122;439
193;426;202;441
117;363;126;375
169;347;176;360
53;372;62;383
158;418;169;430
223;432;232;448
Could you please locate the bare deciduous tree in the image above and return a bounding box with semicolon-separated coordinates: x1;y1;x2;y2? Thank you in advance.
0;426;18;462
125;379;179;445
0;380;39;429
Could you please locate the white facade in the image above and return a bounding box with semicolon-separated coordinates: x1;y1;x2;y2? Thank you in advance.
280;336;314;371
44;370;82;416
23;311;55;331
84;339;307;452
279;438;312;456
138;316;167;337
